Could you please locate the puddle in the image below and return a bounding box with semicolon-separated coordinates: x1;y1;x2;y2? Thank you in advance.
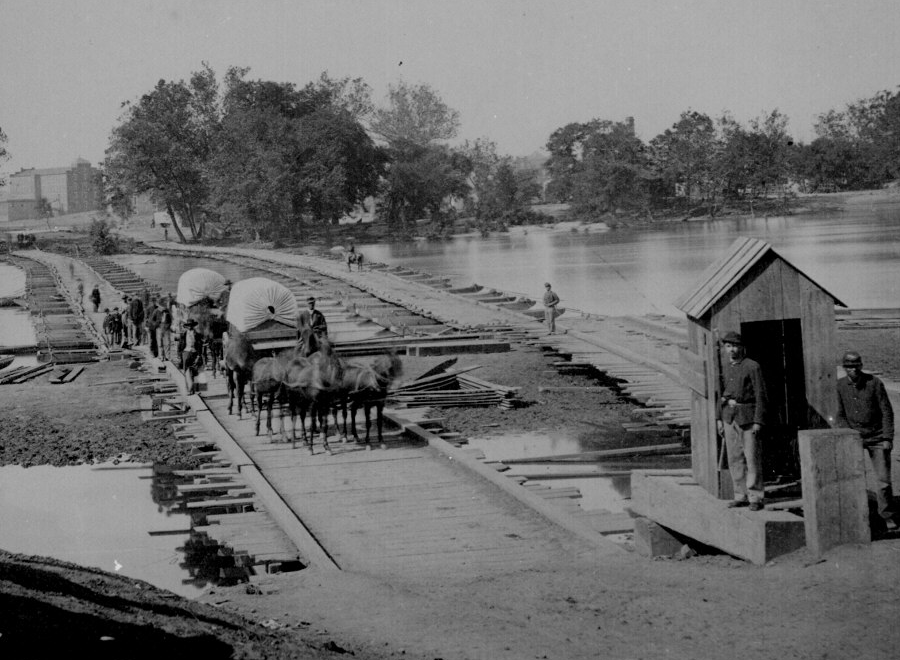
0;462;211;599
467;431;689;513
0;309;37;349
0;264;35;348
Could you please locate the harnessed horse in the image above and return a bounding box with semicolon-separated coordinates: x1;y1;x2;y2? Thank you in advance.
347;251;364;271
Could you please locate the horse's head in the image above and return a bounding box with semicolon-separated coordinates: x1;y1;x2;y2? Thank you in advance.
317;337;335;358
223;328;257;370
371;351;402;385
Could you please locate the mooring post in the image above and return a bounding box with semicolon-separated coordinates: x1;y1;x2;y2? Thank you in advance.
798;429;871;557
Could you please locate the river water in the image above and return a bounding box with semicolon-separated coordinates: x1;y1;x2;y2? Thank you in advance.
354;199;900;316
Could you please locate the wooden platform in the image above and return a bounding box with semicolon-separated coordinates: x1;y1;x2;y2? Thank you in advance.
629;470;806;564
198;375;619;580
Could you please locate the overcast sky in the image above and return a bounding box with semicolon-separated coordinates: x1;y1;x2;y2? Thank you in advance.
1;0;898;175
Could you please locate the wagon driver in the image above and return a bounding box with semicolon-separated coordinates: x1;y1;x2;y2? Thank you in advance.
307;297;328;339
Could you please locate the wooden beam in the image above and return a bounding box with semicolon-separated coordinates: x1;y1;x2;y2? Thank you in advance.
630;470;805;564
798;429;870;557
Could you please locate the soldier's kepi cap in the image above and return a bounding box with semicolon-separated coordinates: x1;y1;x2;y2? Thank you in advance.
721;331;743;345
842;351;863;367
307;296;316;303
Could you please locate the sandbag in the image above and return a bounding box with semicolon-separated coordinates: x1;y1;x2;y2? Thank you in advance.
176;268;228;307
225;277;297;333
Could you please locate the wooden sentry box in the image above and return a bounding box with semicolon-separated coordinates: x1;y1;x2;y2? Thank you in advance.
674;238;846;498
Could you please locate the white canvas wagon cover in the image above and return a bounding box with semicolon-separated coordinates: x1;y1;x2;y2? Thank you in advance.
226;277;297;333
176;268;228;307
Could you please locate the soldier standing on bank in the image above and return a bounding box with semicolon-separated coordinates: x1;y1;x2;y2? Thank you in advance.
835;350;898;532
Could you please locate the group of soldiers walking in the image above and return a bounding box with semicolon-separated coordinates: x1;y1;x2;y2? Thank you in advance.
101;292;176;360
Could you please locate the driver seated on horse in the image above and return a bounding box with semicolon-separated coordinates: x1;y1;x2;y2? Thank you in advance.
347;245;364;271
307;297;328;339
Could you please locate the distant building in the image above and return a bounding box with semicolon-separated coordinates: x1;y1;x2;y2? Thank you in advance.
6;158;101;221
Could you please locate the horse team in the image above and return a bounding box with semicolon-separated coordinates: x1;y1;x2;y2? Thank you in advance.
180;272;402;456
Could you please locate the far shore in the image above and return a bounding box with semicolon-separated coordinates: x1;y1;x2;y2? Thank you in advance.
3;186;900;244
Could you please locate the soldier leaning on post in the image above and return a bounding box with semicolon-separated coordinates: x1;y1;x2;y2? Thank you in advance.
716;331;768;511
835;350;899;532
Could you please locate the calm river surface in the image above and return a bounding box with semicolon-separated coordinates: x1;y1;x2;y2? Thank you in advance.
355;199;900;316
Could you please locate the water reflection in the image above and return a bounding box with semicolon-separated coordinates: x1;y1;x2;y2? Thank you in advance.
466;431;689;513
0;461;253;598
357;204;900;315
0;264;34;348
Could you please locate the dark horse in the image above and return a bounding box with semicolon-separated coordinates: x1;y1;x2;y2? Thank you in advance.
282;337;344;455
184;298;228;376
347;251;364;271
278;312;322;449
251;352;287;441
339;352;403;449
223;327;258;419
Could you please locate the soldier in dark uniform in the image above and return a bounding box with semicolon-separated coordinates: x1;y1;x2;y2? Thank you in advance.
716;331;768;511
307;297;328;339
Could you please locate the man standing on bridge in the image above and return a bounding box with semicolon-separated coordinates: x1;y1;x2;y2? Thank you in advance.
542;282;560;335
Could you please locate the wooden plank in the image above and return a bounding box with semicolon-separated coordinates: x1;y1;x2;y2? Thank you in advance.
678;346;707;396
630;470;806;564
798;429;870;557
186;496;256;509
61;365;85;383
501;443;686;464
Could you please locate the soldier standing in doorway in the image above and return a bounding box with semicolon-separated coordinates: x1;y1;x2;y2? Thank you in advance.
716;331;768;511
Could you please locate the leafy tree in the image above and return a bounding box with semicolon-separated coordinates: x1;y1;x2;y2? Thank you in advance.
853;88;900;181
206;70;384;238
380;141;470;235
807;88;900;189
544;120;606;203
713;110;797;213
104;64;219;242
649;111;719;212
371;81;460;146
89;217;118;254
372;83;466;233
36;197;54;219
546;119;652;216
299;72;374;123
793;137;869;191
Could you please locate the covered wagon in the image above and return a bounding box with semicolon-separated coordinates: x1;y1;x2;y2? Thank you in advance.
226;277;297;351
176;268;229;308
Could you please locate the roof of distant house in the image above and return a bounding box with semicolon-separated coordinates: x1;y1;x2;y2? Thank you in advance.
11;167;73;177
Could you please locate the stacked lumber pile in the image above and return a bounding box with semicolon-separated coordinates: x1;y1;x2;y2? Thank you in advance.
0;363;55;384
391;363;522;409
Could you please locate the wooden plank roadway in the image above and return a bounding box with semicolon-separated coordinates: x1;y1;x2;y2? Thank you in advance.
198;376;617;581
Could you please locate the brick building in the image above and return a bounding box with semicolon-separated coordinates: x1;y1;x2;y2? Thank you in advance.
6;158;101;221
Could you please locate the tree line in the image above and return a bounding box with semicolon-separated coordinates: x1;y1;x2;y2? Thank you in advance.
102;67;900;242
546;87;900;221
104;65;539;242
